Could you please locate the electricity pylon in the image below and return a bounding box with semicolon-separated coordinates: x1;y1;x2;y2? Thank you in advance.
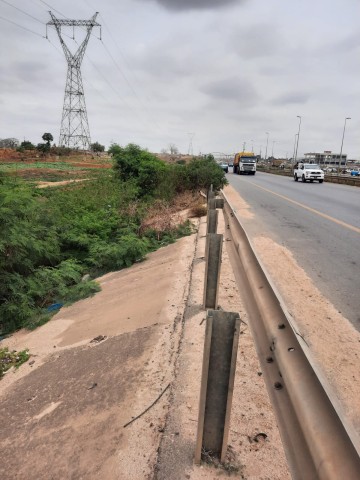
47;12;101;150
188;132;195;155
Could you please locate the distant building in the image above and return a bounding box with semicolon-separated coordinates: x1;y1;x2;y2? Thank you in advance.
304;151;347;166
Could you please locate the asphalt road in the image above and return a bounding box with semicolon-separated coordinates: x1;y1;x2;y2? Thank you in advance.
226;170;360;330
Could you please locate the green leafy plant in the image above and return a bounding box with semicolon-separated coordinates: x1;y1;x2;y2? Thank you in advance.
0;347;30;378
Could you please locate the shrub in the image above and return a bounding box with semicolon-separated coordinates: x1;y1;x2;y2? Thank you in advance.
177;156;228;192
190;203;207;217
112;143;169;198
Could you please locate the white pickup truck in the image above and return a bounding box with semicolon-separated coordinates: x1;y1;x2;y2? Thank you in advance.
293;163;324;183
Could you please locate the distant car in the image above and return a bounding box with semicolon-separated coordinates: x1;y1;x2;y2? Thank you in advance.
350;168;360;176
218;162;229;173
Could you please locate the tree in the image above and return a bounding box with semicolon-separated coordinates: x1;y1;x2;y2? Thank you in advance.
168;143;179;155
42;133;53;147
37;143;48;155
0;138;20;148
91;141;105;153
108;143;122;156
20;140;35;150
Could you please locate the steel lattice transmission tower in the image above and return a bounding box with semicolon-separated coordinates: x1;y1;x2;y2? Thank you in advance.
187;132;195;156
47;12;101;150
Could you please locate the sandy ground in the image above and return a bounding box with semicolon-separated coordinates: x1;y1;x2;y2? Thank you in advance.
1;184;358;479
0;201;290;480
36;179;89;188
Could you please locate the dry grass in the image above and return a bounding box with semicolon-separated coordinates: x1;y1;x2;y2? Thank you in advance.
139;191;205;237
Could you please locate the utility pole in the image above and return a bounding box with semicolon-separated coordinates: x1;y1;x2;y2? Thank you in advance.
338;117;351;173
47;12;101;150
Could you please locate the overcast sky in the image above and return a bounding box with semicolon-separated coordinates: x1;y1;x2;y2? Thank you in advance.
0;0;359;158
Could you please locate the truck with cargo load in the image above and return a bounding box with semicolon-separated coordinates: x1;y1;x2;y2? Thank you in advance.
233;151;256;175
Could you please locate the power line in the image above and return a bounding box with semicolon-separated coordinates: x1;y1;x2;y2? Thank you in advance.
39;0;67;19
0;0;44;24
0;14;44;37
100;39;164;132
100;41;142;103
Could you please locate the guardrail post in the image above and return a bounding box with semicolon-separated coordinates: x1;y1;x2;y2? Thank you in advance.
203;233;222;309
195;310;241;464
208;198;216;210
215;198;224;209
207;185;215;201
207;209;218;234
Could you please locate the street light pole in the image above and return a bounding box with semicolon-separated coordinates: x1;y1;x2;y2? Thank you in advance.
265;132;269;163
292;134;298;164
271;140;276;158
294;115;301;164
338;117;351;173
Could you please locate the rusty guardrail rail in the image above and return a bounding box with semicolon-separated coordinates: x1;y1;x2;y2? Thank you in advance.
221;189;360;479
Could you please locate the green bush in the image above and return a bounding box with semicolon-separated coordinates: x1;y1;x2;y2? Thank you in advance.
112;144;227;198
174;156;228;193
87;235;150;271
112;143;170;198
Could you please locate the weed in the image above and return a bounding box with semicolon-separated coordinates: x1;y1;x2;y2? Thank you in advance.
201;447;243;477
0;347;30;378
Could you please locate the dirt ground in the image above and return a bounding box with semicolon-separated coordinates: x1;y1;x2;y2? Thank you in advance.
1;185;359;479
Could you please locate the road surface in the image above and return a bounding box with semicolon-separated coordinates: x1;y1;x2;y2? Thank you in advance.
227;170;360;329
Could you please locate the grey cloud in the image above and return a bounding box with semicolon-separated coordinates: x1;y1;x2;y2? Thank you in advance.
0;60;60;94
272;92;310;105
230;25;282;58
13;61;48;80
200;76;258;106
142;0;245;11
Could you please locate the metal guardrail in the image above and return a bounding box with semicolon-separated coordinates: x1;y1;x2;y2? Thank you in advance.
221;190;360;479
256;166;360;187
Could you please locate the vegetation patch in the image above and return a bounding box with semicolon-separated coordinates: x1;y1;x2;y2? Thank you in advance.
0;347;30;379
0;162;88;172
0;145;227;335
201;447;243;477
